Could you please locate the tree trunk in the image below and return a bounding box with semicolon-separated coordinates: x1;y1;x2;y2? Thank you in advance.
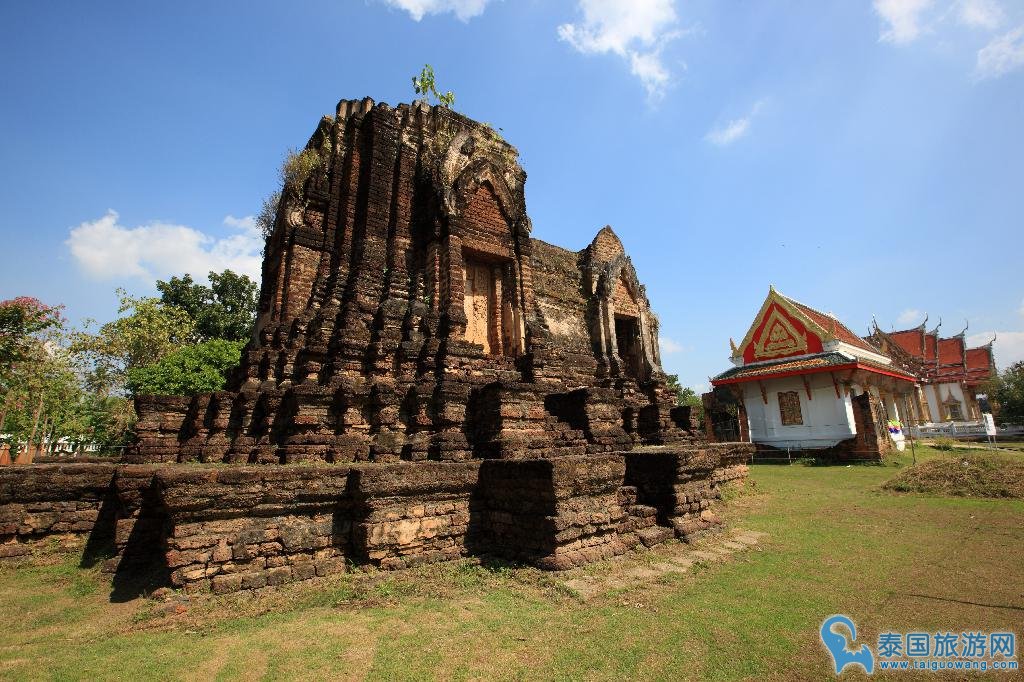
0;391;11;435
21;393;44;464
37;415;50;458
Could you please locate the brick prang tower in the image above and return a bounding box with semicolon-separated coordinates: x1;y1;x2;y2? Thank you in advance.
133;97;696;465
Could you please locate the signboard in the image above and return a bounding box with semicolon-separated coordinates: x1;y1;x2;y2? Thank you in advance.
983;413;996;437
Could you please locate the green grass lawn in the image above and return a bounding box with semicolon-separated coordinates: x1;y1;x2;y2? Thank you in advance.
1;446;1021;681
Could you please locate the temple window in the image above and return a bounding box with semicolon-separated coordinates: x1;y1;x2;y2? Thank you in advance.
947;402;963;421
778;391;803;425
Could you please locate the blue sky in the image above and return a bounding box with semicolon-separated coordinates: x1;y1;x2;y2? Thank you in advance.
1;0;1022;390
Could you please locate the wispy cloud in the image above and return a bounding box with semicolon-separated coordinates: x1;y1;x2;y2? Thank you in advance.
705;100;766;146
897;308;925;325
66;210;262;283
558;0;686;100
968;330;1024;368
660;336;686;354
975;25;1024;78
873;1;1023;79
958;0;1004;30
874;0;935;44
379;0;494;22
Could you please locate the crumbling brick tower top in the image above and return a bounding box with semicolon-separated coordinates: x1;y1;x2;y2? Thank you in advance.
131;97;698;464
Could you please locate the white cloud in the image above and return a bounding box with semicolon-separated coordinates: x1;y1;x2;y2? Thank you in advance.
975;25;1024;78
874;0;935;44
968;331;1024;368
705;100;765;146
66;210;263;283
660;336;686;354
897;308;925;325
558;0;684;99
379;0;493;21
958;0;1004;30
690;381;711;395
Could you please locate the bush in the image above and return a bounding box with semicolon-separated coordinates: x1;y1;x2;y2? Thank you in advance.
931;436;956;451
125;339;245;396
281;148;323;191
883;453;1024;498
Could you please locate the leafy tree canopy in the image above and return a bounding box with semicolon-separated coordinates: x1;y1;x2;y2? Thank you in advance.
991;361;1024;422
157;269;257;343
71;290;195;396
0;297;63;371
125;339;245;396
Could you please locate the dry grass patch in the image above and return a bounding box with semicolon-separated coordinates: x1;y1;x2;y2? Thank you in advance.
883;451;1024;498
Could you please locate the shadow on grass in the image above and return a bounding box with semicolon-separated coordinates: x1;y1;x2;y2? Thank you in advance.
905;592;1024;612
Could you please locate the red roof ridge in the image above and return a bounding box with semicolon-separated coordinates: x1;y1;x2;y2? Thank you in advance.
775;290;882;355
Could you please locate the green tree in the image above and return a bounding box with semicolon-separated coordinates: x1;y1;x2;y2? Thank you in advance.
126;339;245;396
1;298;67;454
0;297;63;371
991;361;1024;422
71;290;196;397
157;269;257;343
412;64;455;108
664;374;706;422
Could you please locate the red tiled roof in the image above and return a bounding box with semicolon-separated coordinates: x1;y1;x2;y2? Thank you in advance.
865;321;997;386
781;296;880;354
937;336;964;365
966;346;991;370
889;329;923;357
712;352;916;385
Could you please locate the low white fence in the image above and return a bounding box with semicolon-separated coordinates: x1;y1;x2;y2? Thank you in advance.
909;422;1024;438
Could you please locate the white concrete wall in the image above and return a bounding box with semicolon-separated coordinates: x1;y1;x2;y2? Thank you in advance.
922;382;970;422
742;373;856;449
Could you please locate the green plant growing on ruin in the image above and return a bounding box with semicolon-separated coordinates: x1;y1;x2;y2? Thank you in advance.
280;148;323;192
412;64;455;108
256;191;281;241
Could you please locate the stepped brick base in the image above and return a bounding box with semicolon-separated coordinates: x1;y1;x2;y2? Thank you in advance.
0;443;753;594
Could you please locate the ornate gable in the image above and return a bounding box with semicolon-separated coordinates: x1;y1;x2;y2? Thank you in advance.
735;289;825;364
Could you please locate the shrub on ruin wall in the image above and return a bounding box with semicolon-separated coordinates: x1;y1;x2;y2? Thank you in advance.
125;339;245;396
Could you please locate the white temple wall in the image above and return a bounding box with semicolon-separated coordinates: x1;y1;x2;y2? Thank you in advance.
741;373;856;449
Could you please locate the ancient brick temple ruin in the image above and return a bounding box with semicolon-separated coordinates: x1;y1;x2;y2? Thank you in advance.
0;98;752;595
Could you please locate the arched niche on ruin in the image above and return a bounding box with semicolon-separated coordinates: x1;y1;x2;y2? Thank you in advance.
585;230;662;382
439;158;528;357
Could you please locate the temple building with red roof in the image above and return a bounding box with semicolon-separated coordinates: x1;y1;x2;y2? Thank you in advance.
865;317;996;424
710;287;918;459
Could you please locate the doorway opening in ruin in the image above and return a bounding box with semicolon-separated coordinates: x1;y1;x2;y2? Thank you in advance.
614;314;643;379
463;251;517;356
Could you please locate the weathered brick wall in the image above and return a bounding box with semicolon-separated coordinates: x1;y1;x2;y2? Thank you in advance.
155;467;354;593
353;461;480;569
130;396;191;464
0;463;117;557
624;443;755;542
1;445;751;593
470;455;629;569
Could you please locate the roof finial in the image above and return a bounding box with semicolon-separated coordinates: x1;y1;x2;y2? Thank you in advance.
958;319;969;336
920;313;928;330
929;316;942;335
729;337;738;355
